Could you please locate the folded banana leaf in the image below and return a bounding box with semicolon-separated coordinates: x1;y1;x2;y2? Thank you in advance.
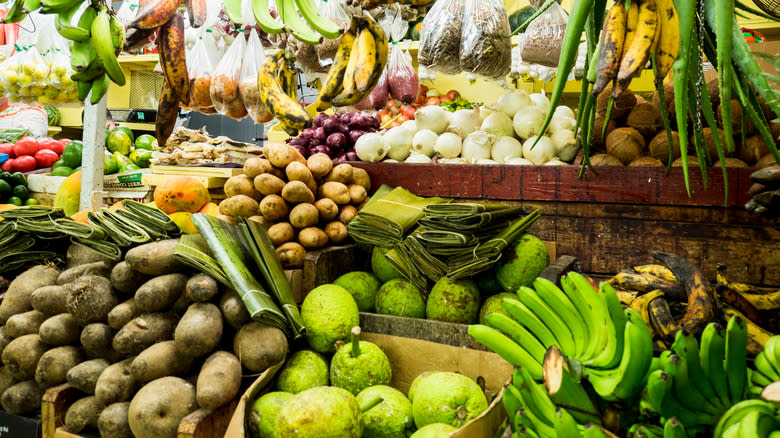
417;206;525;231
54;218;107;241
87;210;151;246
119;200;181;237
385;244;429;293
403;234;448;284
0;234;35;255
422;202;508;217
414;227;479;247
362;184;394;208
0;251;61;275
70;237;123;261
0;206;64;219
173;235;231;287
14;217;66;239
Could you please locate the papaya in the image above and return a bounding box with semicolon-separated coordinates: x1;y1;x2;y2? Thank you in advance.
71;209;93;225
198;202;219;217
153;176;210;214
54;170;82;217
169;212;198;234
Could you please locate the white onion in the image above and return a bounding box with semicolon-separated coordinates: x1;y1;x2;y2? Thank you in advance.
481;112;514;137
411;129;438;157
491;136;523;164
384;126;413;161
505;157;534;165
461;130;496;163
447;108;481;137
545;157;567;165
405;153;432;163
497;89;531;118
549;115;575;134
414;106;449;134
401;119;418;133
550;129;579;162
529;93;550;113
476;158;499;165
382;158;399;163
522;136;556;164
438;157;467;164
354;132;388;162
479;105;497;123
434;132;463;158
513;107;547;140
553;105;575;120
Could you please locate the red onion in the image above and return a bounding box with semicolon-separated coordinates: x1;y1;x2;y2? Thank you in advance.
336;150;359;162
310;145;332;157
313;127;327;143
321;116;340;135
326;132;347;151
292;144;309;158
313;112;328;128
347;130;366;146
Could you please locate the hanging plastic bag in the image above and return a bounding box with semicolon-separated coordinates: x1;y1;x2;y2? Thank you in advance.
387;43;418;104
186;35;215;111
378;7;409;43
315;0;351;68
354;65;388;111
117;0;139;26
417;0;465;75
459;0;511;79
239;29;273;123
520;1;568;68
210;30;247;120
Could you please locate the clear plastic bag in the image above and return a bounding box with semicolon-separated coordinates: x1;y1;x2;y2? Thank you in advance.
521;1;568;68
314;0;350;69
417;0;464;75
387;43;418;104
459;0;511;79
117;0;139;26
378;7;408;43
239;29;273;123
210;30;247;119
186;35;215;110
354;65;388;111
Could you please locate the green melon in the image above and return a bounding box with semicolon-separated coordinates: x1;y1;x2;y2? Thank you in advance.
334;271;382;312
371;247;404;282
478;292;516;325
301;284;360;354
375;279;426;319
275;350;329;394
425;277;480;324
495;234;550;292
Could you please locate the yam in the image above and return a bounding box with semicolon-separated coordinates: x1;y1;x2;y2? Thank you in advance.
1;380;43;414
298;227;329;250
185;274;219;302
0;264;60;323
325;221;348;244
350;167;371;191
260;194;290;221
131;340;193;383
325;163;354;184
276;242;307;269
307;153;333;178
268;222;296;246
196;351;242;410
81;323;121;360
233;322;288;372
35;345;83;388
57;261;112;285
98;402;133;438
243;157;274;179
219;290;251;330
606;127;647;165
224;174;261;200
264;142;306;168
5;309;45;338
112;313;177;355
66;243;116;269
648;131;682;164
134;273;188;313
254;173;286;195
108;299;141;331
64;395;105;433
67;358;110;394
221;195;260;218
348;184;367;205
67;275;119;325
2;334;47;380
39;313;81;345
319;181;351;204
282;180;316;204
31;284;72;316
0;366;18;399
110;262;151;295
125;239;186;276
174;302;223;357
338;205;358;224
128;377;198;438
315;198;339;221
286;161;317;192
95;357;137;405
289;203;320;229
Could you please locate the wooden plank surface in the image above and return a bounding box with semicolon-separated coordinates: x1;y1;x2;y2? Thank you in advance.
178;400;238;438
42;384;81;438
359;312;487;350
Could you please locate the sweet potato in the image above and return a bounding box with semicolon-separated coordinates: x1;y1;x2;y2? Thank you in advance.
134;274;188;313
35;346;83;388
128;377;197;438
65;395;105;433
233;322;288;372
113;313;177;355
95;357;138;405
1;380;44;414
174;303;223;358
131;340;193;383
5;309;45;338
125;239;185;276
81;323;118;359
0;264;60;323
108;299;141;331
30;284;72;316
219;290;251;330
185;274;219;302
39;313;81;346
67;359;110;394
98;402;132;438
196;351;242;410
66;243;116;268
67;275;120;325
110;261;151;295
2;334;47;380
57;261;112;285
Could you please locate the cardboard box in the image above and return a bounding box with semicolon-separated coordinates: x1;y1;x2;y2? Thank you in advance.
0;411;41;438
224;362;285;438
102;169;153;191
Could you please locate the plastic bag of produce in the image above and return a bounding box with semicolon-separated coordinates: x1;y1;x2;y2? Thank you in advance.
239;29;273;123
459;0;511;79
387;43;418;104
417;0;465;75
210;29;247;119
315;0;351;67
186;34;216;110
354;65;388;111
520;1;568;68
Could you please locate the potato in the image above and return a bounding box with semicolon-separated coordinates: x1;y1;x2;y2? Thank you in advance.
325;163;354;183
307;152;333;178
81;323;121;361
67;275;120;325
1;380;44;414
2;334;47;380
0;264;60;323
286;161;317;192
248;215;274;229
339;205;358;224
319;181;351;204
125;239;186;276
108;299;140;331
30;284;72;316
268;222;296;246
5;309;45;338
350;166;371;191
65;395;105;433
67;358;110;394
275;242;307;269
35;345;83;388
224;174;261;200
260;194;290;221
196;351;242;410
131;341;193;383
289;203;320;229
348;184;367;204
325;221;349;244
98;402;133;438
281;180;316;204
174;303;223;357
0;327;11;358
112;313;177;356
221;194;260;218
219;290;251;330
39;313;81;345
254;173;286;195
314;198;339;221
134;273;188;313
66;243;116;269
57;261;112;285
217;213;237;225
233;322;288;372
110;261;151;295
95;357;137;405
185;274;219;302
244;157;274;179
264;142;306;168
0;366;18;399
128;376;198;438
298;227;329;249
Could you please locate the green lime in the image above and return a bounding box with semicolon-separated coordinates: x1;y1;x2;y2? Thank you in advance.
0;172;10;182
7;196;22;206
113;126;134;143
12;185;29;199
52;159;67;170
51;166;74;177
24;197;38;206
104;152;119;175
0;180;11;196
134;134;156;151
129;148;152;168
120;163;141;173
10;172;26;187
106;131;132;155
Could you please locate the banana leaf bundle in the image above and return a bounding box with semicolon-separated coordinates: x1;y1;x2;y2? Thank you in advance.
414;226;479;248
118;200;181;238
70;238;123;261
87;210;151;246
0;206;64;219
0;251;61;274
403;234;448;284
384;244;429;293
174;235;231;287
417;205;525;231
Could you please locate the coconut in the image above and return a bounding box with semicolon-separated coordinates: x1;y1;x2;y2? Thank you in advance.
740;135;770;166
606;127;647;165
698;128;729;163
672;156;700;167
717;99;745;134
712;158;749;168
706;78;720;108
590;153;624;166
596;86;637;121
756;154;778;168
626;103;662;137
629;156;664;167
651;82;675;117
771;122;780;140
648;131;681;164
592;114;618;150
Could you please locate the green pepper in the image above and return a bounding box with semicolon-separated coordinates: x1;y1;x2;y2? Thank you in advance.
62;140;84;169
51;166;74;177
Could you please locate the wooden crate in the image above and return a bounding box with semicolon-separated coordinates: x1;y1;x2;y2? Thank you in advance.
284;244;359;303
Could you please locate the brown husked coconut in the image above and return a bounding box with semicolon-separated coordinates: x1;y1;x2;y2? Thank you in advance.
740;135;770;166
589;153;624;166
716;99;752;135
756;154;778;168
706;78;721;108
629;156;664;167
596;86;637;121
771;122;780;140
592;114;618;149
652;82;675;111
698;128;729;163
672;155;700;167
606;127;647;165
648;131;681;164
627;103;663;137
712;158;749;168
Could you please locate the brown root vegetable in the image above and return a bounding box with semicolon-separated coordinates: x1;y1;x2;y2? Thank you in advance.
596;87;637;120
740;136;770;166
756;154;778;168
338;205;358;224
98;402;132;438
268;222;296;246
233;322;288;372
325;163;354;183
298;227;329;250
219;289;251;330
67;275;119;325
30;284;72;316
112;313;177;355
314;198;339;221
713;158;749;168
39;313;81;345
289;203;320;229
282;180;316;204
185;274;219;302
697;127;729;163
254;173;286;196
35;345;83;389
307;153;333;178
243;157;274;179
57;261;112;285
131;340;193;383
648;131;682;164
67;359;110;394
196;351;242;410
705;78;720;108
626;103;662;137
0;264;60;324
589;153;624;166
134;273;188;313
174;303;223;358
221;194;260;218
717;99;745;133
1;380;44;414
0;327;11;356
224;174;261;200
81;323;120;359
325;221;349;244
260;194;290;221
95;357;137;405
348;184;368;205
286;161;318;192
350;167;371;191
108;299;141;331
5;309;45;338
2;334;48;380
671;155;700;167
264;142;306;168
65;395;105;433
651;82;675;112
125;239;185;276
606;127;646;165
0;366;18;399
66;244;116;269
110;262;151;296
217;213;237;225
128;376;198;438
319;181;351;204
276;242;307;269
248;215;274;228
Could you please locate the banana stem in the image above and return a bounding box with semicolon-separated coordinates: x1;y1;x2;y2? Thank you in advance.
543;346;601;417
351;326;361;358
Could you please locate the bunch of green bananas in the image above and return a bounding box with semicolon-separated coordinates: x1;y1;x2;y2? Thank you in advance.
749;335;780;392
225;0;340;45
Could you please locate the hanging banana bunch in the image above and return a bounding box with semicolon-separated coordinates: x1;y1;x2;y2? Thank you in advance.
226;0;340;44
258;50;311;136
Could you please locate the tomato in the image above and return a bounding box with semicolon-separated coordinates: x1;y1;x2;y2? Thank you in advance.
402;105;417;120
39;139;63;156
446;90;461;100
425;96;441;106
59;138;72;147
1;159;14;173
0;143;14;157
13;137;39;157
34;149;60;168
13;155;37;173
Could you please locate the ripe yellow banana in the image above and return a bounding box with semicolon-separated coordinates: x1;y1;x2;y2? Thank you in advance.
654;0;679;82
332;32;363;106
633;264;677;282
353;27;377;94
317;26;356;109
258;52;311;134
623;1;640;54
359;15;388;95
615;0;658;96
629;289;665;333
592;1;627;97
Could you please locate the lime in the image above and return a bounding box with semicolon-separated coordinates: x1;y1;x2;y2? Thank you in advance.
12;185;29;199
24;197;38;206
52;159;67;170
106;131;132;155
104;152;119;175
113;126;134;143
0;180;11;196
0;172;10;182
120;163;141;173
10;172;26;187
134;134;156;151
51;166;73;177
7;196;22;206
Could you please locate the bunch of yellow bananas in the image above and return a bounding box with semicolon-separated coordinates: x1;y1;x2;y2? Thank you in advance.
257;51;311;136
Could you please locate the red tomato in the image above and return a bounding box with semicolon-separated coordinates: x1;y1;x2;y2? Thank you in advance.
0;143;14;157
13;136;39;157
13;155;36;173
34;149;60;168
402;105;417;120
1;159;14;173
425;97;441;106
59;138;72;147
39;139;63;156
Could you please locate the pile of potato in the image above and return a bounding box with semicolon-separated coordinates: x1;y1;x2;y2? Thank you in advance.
219;142;372;269
0;240;288;438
